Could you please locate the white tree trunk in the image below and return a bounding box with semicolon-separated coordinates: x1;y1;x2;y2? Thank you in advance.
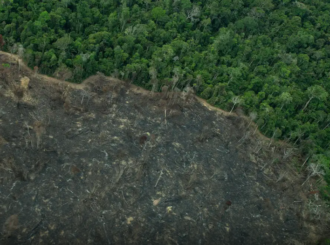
230;103;236;113
302;97;313;111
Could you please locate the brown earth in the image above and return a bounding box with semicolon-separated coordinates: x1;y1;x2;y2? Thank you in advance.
0;52;329;245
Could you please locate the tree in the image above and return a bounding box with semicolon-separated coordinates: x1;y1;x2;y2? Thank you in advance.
38;11;50;25
200;18;211;32
18;44;24;58
251;0;274;11
302;85;328;111
61;0;71;7
268;128;282;147
278;92;293;109
302;162;325;186
120;4;130;31
291;127;305;145
108;11;120;32
213;28;234;55
151;7;166;23
53;34;72;52
248;112;258;128
114;46;129;68
230;96;241;113
149;66;158;92
186;5;201;23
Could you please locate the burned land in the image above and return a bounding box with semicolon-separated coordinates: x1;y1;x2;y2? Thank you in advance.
0;52;329;245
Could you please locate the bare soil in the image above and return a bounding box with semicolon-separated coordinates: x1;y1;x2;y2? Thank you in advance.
0;52;329;245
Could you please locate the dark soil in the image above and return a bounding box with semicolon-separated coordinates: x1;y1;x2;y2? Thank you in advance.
0;53;328;245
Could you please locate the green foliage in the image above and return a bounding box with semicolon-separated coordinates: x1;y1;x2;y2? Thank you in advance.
2;63;10;68
319;238;330;245
0;0;330;191
151;7;166;22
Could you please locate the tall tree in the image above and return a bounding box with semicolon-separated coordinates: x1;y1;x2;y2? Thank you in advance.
302;85;328;111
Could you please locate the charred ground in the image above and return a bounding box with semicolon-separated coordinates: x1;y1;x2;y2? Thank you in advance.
0;53;329;245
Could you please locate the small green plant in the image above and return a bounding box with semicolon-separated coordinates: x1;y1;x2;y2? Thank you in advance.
320;238;330;245
2;63;10;68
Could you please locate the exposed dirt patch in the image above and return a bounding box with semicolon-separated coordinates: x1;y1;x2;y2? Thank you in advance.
0;52;329;244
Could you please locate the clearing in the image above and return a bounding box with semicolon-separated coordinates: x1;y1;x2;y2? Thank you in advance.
0;52;329;244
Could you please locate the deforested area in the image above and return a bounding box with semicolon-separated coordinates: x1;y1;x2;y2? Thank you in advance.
0;53;329;244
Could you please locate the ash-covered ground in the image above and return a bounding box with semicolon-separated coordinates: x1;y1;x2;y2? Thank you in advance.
0;52;328;244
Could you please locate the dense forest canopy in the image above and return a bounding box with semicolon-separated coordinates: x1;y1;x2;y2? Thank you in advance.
0;0;330;196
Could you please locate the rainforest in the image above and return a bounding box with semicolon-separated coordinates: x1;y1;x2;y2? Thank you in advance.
1;0;330;213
